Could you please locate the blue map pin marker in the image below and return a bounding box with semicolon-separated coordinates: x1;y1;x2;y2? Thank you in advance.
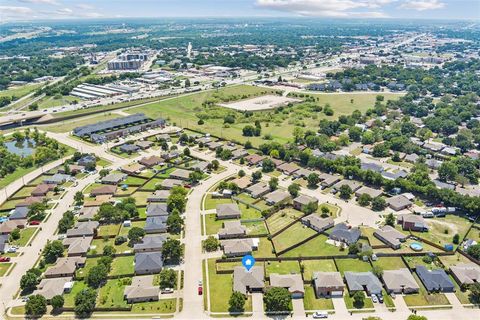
242;255;255;271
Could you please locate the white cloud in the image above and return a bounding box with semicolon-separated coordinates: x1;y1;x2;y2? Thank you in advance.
55;7;73;15
0;5;34;15
255;0;394;17
400;0;445;11
18;0;59;5
75;3;95;10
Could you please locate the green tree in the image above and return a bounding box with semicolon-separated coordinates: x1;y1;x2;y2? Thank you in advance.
252;170;262;181
74;288;97;318
307;173;320;188
103;245;116;257
372;265;383;277
229;291;246;312
469;282;480;304
372;196;387;211
264;287;292;312
25;294;47;317
288;183;300;197
51;295;64;312
453;233;460;245
9;228;20;241
203;236;220;252
162;239;182;264
159;268;177;289
86;264;108;288
358;193;372;206
352;291;365;308
339;184;353;200
128;227;145;244
74;191;84;204
269;177;279;191
467;244;480;260
43;240;64;264
167;211;184;234
27;202;47;221
385;213;395;226
20;271;39;292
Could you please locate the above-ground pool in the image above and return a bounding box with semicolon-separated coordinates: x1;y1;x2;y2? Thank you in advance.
410;242;423;251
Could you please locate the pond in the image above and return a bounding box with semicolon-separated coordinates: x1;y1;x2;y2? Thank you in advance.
4;139;37;157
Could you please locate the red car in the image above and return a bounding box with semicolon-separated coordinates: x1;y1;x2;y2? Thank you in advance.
30;221;41;226
0;257;11;262
198;286;203;295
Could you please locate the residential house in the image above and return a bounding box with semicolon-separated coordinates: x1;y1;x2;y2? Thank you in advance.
139;155;163;168
31;184;56;197
277;162;300;176
44;257;86;278
397;214;428;232
119;144;140;154
216;203;241;220
43;173;71;185
124;275;160;303
374;226;407;249
63;236;93;256
230;176;252;190
134;252;163;275
66;221;99;238
78;155;96;167
33;277;73;300
170;168;191;180
319;174;341;188
78;206;99;221
0;235;9;254
293;168;314;179
9;207;29;220
15;196;43;208
313;272;344;297
0;220;26;235
135;140;154;150
191;161;209;172
244;154;265;166
264;190;290;206
433;179;455;190
416;266;455;293
301;216;334;233
382;269;420;294
405;153;420;163
386;195;413;211
450;263;480;286
221;238;257;257
329;223;360;245
293;195;318;211
355;186;383;199
59;164;84;175
134;235;166;253
161;178;184;189
121;163;145;175
218;220;247;239
144;216;167;233
245;182;270;199
233;266;264;294
147;190;170;202
269;274;305;298
344;271;383;295
332;180;362;193
231;149;248;160
361;162;384;173
146;203;169;217
101;173;127;185
90;185;117;197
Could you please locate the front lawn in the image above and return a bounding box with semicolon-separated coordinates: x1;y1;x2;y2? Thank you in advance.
130;298;177;314
11;227;37;246
0;263;12;276
204;214;224;235
403;273;450;306
303;286;334;310
344;291;374;309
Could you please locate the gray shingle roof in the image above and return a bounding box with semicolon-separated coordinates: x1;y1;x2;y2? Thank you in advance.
329;223;360;245
73;113;148;137
135;252;163;274
416;266;454;292
344;272;382;295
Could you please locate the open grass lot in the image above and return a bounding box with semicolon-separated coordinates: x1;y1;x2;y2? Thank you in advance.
12;186;36;198
304;286;334;310
465;225;480;242
372;257;407;270
204;194;233;211
335;258;372;275
89;238;131;255
254;237;276;258
266;207;304;234
37;95;78;109
301;259;337;281
97;279;129;308
318;203;341;219
403;273;450;307
265;260;301;276
11;227;37;246
280;234;342;258
344;291;374;309
0;263;12;276
110;256;135;276
204;214;224;235
63;281;87;307
244;220;268;236
411;215;472;249
206;259;252;313
97;224;121;237
130;298;177;313
271;222;316;253
0;83;42;100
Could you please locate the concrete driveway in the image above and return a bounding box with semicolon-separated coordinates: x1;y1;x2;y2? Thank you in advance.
332;296;349;317
292;298;305;317
251;292;264;317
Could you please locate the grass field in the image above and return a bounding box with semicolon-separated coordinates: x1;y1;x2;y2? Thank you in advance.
204;214;224;235
0;83;42;100
254;237;276;258
11;227;37;246
110;256;135;276
280;234;342;258
37;95;79;109
265;260;301;276
130;299;177;313
304;286;334;310
63;281;87;307
301;259;337;281
372;257;407;270
271;222;317;253
97;279;129;308
266;207;304;234
88;238;130;255
0;263;12;276
97;224;121;237
244;220;268;236
344;291;374;309
335;259;372;275
411;215;472;249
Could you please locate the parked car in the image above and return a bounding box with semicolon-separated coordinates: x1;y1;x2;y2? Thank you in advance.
161;288;174;294
0;257;11;262
198;280;202;286
312;311;328;319
371;294;378;303
7;247;17;253
30;221;41;226
378;294;384;303
198;286;203;295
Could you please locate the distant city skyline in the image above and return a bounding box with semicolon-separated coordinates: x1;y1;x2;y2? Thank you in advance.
1;0;479;21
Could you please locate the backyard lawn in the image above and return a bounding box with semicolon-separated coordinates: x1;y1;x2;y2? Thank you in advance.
271;222;316;253
88;238;131;255
301;259;337;281
411;215;472;249
204;214;224;235
254;238;276;258
97;224;121;237
63;281;88;307
372;257;407;270
110;256;135;276
266;207;304;234
335;258;372;275
265;260;301;276
204;194;233;210
244;220;268;236
239;203;263;220
97;279;129;308
281;234;342;258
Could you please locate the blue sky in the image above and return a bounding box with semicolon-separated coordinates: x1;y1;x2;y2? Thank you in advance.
1;0;479;21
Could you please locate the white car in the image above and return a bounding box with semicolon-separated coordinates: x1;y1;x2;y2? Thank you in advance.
161;288;174;294
312;311;328;319
371;294;379;303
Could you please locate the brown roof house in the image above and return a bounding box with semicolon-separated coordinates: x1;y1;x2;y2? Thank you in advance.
233;266;264;294
139;155;163;168
293;195;318;211
245;154;265;166
301;216;334;233
90;185;117;197
387;195;413;211
124;275;160;303
313;272;344;297
66;221;99;238
230;176;252;190
264;190;290;206
147;190;170;202
216;203;241;220
383;268;420;294
450;263;480;286
269;273;305;298
0;220;26;235
245;182;269;199
277;162;300;176
34;277;73;300
397;214;428;232
44;257;86;278
355;186;383;199
374;225;407;249
218;220;246;239
170;169;191;180
121;163;145;175
221;238;258;257
64;236;93;256
31;184;56;197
